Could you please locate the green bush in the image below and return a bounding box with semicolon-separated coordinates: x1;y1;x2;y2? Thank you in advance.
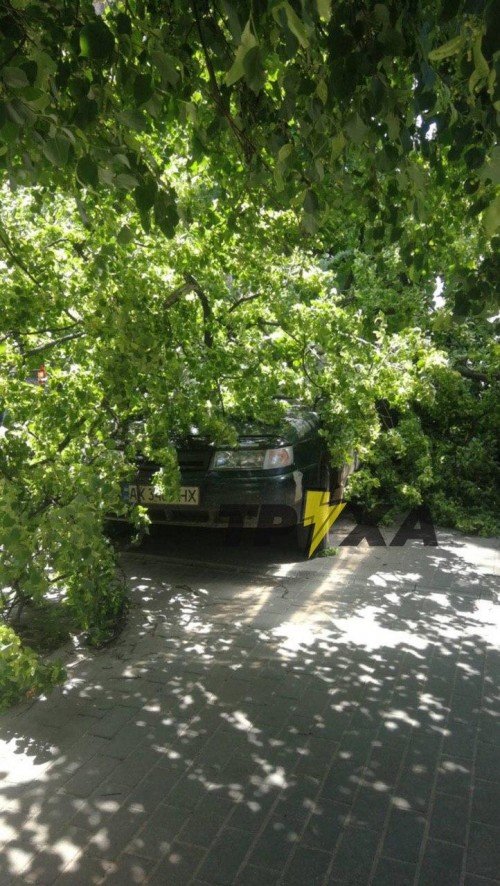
0;625;65;712
64;539;129;648
348;365;500;535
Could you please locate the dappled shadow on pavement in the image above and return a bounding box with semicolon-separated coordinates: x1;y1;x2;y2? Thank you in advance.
0;531;499;885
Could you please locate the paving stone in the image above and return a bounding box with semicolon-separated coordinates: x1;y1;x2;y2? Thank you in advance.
418;837;464;885
27;790;87;829
471;780;500;829
320;758;365;804
371;856;416;885
196;826;254;884
125;770;178;814
166;772;218;810
294;737;339;777
464;876;500;886
147;842;206;885
475;742;500;782
381;807;426;864
177;793;234;847
312;705;352;738
20;826;90;884
429;792;468;845
100;724;146;760
466;823;500;880
90;707;137;740
87;807;145;859
1;533;498;886
442;717;478;760
100;852;154;884
62;756;120;798
247;814;300;871
53;849;114;884
70;789;130;832
349;785;391;831
395;762;435;813
282;846;332;885
337;728;377;764
236;863;280;885
435;756;472;798
477;720;499;754
226;792;276;834
99;749;158;789
275;776;322;824
302;797;350;851
124;802;191;859
364;735;408;788
327;825;380;883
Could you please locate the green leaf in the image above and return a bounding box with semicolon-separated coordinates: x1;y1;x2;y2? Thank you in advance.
21;86;50;110
116;173;139;190
278;143;293;163
79;21;115;62
225;20;258;87
0;120;20;144
221;1;242;42
117;224;134;244
303;188;319;216
74;97;98;128
42;135;70;167
134;177;157;211
330;132;346;161
151;51;179;87
134;73;153;105
281;2;310;48
316;0;331;22
76;155;98;187
243;45;265;93
118;109;146;131
482;195;500;238
116;12;132;35
316;79;328;104
345;113;368;145
154;189;179;238
2;67;29;89
478;146;500;185
428;35;464;62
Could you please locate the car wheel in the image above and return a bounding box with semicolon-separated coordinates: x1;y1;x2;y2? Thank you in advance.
296;457;331;555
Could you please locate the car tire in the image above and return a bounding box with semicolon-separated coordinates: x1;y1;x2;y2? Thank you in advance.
296;457;331;555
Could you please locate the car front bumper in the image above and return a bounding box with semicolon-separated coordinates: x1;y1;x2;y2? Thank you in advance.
117;468;305;529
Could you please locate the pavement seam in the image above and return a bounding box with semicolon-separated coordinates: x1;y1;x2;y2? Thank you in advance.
458;641;488;886
409;640;465;886
359;642;441;886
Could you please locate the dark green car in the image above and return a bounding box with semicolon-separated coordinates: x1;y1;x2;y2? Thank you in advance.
122;406;356;552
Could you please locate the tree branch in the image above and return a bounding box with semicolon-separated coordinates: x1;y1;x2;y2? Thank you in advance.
192;0;256;162
455;364;498;384
24;331;85;356
184;273;213;348
227;291;263;312
0;228;40;286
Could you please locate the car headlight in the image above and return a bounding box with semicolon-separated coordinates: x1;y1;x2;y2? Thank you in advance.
210;446;293;470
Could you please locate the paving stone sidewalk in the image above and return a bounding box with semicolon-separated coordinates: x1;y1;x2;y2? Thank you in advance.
0;527;499;885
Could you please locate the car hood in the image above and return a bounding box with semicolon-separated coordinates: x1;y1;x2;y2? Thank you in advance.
180;409;320;449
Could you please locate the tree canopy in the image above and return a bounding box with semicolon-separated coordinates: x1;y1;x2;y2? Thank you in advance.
0;1;499;707
1;1;498;306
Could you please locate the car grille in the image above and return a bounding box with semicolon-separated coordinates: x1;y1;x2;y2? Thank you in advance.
135;449;213;475
177;448;213;471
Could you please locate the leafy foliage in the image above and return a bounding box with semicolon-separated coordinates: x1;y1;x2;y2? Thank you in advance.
0;2;498;272
0;1;499;709
0;624;64;712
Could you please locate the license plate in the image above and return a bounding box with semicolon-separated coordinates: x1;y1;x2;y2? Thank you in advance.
127;485;200;506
